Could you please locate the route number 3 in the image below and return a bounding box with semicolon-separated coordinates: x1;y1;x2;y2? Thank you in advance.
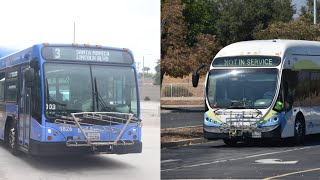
54;48;61;59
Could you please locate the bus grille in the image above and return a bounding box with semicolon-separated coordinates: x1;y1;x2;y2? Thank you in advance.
54;112;141;150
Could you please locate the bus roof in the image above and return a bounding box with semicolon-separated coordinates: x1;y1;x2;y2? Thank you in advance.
215;39;320;58
35;43;132;52
0;43;135;68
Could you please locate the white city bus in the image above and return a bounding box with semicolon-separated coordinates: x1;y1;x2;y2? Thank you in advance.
193;39;320;146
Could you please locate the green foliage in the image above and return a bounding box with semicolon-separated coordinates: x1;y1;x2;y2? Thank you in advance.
144;96;151;101
183;0;219;45
161;0;220;80
253;17;320;40
300;0;320;22
142;67;151;74
182;0;295;46
161;0;296;81
214;0;295;46
153;59;161;85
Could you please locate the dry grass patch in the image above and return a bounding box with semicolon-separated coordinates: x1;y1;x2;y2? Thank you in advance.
161;126;203;142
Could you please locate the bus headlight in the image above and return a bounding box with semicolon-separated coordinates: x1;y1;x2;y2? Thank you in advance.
132;128;137;133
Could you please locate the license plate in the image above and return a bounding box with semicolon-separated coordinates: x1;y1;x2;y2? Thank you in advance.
252;131;261;138
87;133;100;140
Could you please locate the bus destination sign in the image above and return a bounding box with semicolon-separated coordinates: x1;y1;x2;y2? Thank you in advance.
42;47;133;64
212;56;281;67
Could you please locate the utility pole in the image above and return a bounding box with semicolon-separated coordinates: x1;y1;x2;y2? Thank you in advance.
141;56;145;100
73;22;76;43
315;0;317;25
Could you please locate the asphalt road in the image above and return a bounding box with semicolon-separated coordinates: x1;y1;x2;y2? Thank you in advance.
161;135;320;179
0;101;160;180
161;107;204;129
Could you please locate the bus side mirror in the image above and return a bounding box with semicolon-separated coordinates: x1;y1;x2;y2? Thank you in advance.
192;64;206;88
274;101;283;112
192;73;199;87
24;68;35;87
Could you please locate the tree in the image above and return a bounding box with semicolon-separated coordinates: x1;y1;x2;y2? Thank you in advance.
253;17;320;41
153;59;161;85
161;0;192;82
182;0;295;46
161;0;294;82
300;0;320;22
161;0;221;83
214;0;295;46
182;0;220;46
142;67;150;74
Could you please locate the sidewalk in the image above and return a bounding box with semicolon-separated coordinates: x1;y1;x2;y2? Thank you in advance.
140;100;160;127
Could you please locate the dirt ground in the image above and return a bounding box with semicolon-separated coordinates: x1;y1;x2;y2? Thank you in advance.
161;126;203;142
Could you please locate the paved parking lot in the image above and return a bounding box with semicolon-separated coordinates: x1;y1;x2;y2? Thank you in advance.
0;100;160;180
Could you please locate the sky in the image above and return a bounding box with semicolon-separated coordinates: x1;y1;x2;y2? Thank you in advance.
0;0;160;73
292;0;307;18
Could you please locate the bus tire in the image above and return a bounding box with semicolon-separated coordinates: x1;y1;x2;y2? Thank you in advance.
223;138;237;146
7;120;19;155
294;117;305;146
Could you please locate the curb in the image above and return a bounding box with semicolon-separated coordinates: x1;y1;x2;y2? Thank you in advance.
161;105;204;109
161;138;208;149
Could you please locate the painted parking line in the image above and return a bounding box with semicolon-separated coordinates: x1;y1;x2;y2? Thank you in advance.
254;159;298;164
161;145;320;172
263;167;320;180
161;159;182;163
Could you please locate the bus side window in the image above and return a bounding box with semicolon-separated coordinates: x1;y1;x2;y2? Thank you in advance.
282;69;298;111
6;70;18;102
31;59;41;123
0;72;5;101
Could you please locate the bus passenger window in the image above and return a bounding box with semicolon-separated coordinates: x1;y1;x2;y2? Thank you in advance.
6;81;17;102
0;72;5;101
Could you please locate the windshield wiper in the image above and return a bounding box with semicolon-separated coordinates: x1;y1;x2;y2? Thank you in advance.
94;77;110;111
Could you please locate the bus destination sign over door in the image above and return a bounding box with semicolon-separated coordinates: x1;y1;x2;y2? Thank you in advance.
42;46;133;64
212;56;281;67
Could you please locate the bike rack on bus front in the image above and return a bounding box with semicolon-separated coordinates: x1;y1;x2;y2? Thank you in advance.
54;112;141;151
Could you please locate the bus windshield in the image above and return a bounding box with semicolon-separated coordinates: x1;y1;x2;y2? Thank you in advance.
207;68;278;109
44;63;138;119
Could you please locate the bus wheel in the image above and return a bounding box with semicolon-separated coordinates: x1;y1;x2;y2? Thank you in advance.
294;118;305;146
8;122;19;155
223;139;237;146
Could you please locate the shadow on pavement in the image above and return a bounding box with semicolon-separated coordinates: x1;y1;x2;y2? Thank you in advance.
205;134;320;149
21;154;133;171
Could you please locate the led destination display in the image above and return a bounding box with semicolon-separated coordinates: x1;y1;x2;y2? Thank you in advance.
42;46;133;64
212;56;281;67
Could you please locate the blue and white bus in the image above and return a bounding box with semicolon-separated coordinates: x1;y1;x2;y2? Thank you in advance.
193;40;320;146
0;43;142;155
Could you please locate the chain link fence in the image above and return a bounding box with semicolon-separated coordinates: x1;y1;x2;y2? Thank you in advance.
161;83;204;97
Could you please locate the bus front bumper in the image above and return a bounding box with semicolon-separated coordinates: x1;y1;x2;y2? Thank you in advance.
203;124;281;140
29;139;142;156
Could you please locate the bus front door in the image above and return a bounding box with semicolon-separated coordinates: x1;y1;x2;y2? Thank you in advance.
18;66;31;149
